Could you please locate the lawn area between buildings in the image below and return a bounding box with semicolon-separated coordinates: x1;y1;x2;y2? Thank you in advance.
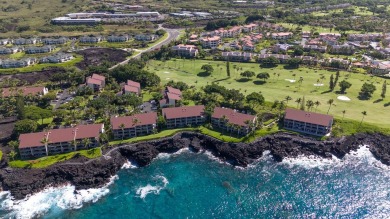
277;23;361;34
8;148;102;169
0;55;83;74
147;59;390;128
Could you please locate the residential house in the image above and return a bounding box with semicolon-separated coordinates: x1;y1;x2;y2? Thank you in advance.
110;112;157;140
258;54;291;63
188;34;198;43
162;105;205;129
123;80;141;95
211;107;257;135
271;32;293;40
86;74;105;91
0;58;37;69
79;36;103;43
13;38;39;45
18;124;104;159
1;86;48;98
284;108;333;136
200;36;221;49
221;52;252;62
135;34;158;41
303;45;326;53
320;36;339;46
0;39;12;45
172;44;198;57
347;33;382;42
42;37;69;45
328;44;355;55
0;47;21;55
319;33;341;38
107;35;130;42
39;53;74;63
25;46;56;54
302;31;311;38
296;56;318;65
321;58;350;69
242;23;258;33
272;44;292;53
160;86;182;108
369;61;390;75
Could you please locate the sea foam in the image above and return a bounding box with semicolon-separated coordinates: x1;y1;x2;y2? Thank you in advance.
0;175;118;219
136;175;169;199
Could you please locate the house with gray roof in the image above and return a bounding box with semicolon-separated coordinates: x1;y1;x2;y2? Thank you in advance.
39;53;74;63
25;46;55;54
79;36;103;43
0;47;21;55
0;58;37;68
107;35;130;42
42;37;69;45
13;38;39;45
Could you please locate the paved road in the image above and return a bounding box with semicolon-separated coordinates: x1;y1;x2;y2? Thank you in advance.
109;28;181;70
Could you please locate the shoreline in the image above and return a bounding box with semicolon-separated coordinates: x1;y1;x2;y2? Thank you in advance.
1;131;390;200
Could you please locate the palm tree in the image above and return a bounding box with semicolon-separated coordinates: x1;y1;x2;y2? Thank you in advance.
284;96;292;104
9;150;17;161
359;111;367;128
71;139;78;151
327;99;334;114
119;123;125;140
132;117;140;137
41;134;50;156
314;101;321;112
295;97;302;108
82;138;92;149
306;100;314;111
298;77;304;90
342;110;346;121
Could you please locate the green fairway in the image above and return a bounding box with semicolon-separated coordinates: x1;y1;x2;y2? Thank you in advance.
147;59;390;128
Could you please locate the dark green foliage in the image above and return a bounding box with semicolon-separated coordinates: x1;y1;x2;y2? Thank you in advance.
338;80;352;93
14;119;38;135
110;64;160;88
358;83;376;100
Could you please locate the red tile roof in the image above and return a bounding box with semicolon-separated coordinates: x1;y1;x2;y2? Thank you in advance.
284;108;333;126
92;74;105;82
110;112;157;129
167;86;182;95
212;107;256;127
167;92;181;101
127;80;140;89
87;77;103;85
1;86;46;97
162;105;205;119
18;124;104;149
124;85;140;94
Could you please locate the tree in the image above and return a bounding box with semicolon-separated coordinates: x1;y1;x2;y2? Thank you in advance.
24;106;53;125
314;101;321;111
9;150;17;161
287;58;302;69
16;96;25;119
257;72;270;82
327;99;334;114
82;138;92;149
358;83;376;100
41;136;49;156
306;100;314;111
246;92;265;108
300;96;305;110
226;61;231;77
338;80;352;94
260;56;279;68
295;97;302;108
293;46;304;56
342;110;346;121
8;140;19;151
329;74;334;91
240;71;255;79
360;111;367;128
14;119;38;135
119;123;126;140
201;64;214;74
381;81;387;99
284;96;292;104
132;118;140;136
333;71;340;90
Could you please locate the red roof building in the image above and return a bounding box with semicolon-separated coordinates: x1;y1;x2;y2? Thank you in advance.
211;107;257;135
86;74;105;91
160;86;182;108
162;105;205;128
284;108;333;136
110;112;157;139
1;86;48;97
18;124;104;159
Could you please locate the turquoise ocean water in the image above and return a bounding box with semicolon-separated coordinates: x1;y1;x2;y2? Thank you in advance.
1;145;390;218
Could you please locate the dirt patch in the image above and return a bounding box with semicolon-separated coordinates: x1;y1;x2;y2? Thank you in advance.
0;68;66;85
76;48;131;70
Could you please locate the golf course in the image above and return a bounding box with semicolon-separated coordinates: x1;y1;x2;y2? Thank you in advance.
146;59;390;128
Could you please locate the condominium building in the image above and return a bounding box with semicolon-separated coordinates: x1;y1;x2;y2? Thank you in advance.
162;105;205;129
111;112;157;140
211;107;257;135
172;44;198;57
1;86;48;98
86;74;106;91
123;80;141;95
200;36;221;49
283;108;333;136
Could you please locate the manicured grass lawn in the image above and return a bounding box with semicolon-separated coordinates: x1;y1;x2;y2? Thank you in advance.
147;59;390;128
0;55;83;74
9;148;102;168
37;117;54;125
142;90;155;102
278;23;362;34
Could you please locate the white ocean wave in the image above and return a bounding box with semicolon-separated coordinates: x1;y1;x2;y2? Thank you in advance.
136;175;169;199
0;175;118;219
157;148;190;159
122;160;139;169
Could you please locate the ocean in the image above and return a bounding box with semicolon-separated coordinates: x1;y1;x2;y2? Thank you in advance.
1;145;390;219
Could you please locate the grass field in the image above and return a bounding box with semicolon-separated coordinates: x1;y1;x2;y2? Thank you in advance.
147;59;390;128
278;23;365;34
311;6;374;17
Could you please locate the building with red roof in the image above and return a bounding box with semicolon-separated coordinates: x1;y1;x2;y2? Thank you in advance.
110;112;157;139
284;108;333;136
86;74;106;91
1;86;48;97
162;105;205;128
122;79;141;95
211;107;257;135
18;124;104;159
172;44;198;57
160;86;182;108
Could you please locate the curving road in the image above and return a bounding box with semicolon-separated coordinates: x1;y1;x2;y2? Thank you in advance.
109;28;181;70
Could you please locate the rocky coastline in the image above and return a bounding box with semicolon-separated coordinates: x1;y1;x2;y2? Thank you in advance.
0;132;389;200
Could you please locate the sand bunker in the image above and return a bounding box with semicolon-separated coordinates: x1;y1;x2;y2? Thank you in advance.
313;83;324;86
165;78;170;80
337;96;351;101
285;79;296;83
164;72;170;74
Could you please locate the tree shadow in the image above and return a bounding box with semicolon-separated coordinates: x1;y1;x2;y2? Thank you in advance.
235;78;251;82
321;90;332;94
335;91;345;94
253;80;266;85
213;77;230;83
197;72;211;77
373;99;383;103
384;102;390;107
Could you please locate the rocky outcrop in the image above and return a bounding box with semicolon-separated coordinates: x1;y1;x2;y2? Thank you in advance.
0;132;389;200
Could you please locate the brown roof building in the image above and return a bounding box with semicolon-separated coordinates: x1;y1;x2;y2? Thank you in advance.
1;86;48;97
18;124;104;159
160;86;182;108
284;108;333;136
162;105;205;128
211;107;257;135
110;112;157;139
86;74;106;91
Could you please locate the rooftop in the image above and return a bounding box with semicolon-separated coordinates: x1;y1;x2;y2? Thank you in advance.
111;112;157;129
284;108;333;126
1;86;46;97
127;80;141;89
212;107;256;126
162;105;205;120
